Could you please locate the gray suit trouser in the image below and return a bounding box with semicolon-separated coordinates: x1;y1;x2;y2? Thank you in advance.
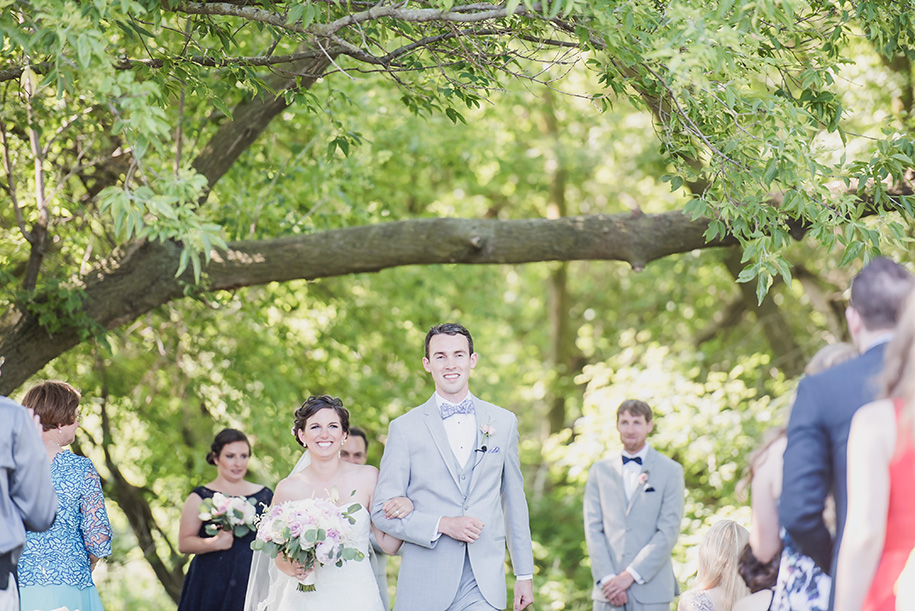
447;551;499;611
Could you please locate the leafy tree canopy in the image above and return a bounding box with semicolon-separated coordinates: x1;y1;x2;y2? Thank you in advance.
2;0;915;390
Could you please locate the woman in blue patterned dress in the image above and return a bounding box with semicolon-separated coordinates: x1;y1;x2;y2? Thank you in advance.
176;429;273;611
17;380;112;611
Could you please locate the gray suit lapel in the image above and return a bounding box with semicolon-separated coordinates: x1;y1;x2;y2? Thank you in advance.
625;447;655;516
467;398;489;496
422;398;462;490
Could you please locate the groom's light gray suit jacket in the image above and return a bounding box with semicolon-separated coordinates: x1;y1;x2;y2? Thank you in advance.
371;394;535;610
584;446;684;608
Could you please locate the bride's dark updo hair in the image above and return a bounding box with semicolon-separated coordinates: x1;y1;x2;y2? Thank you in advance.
207;428;251;465
292;395;350;447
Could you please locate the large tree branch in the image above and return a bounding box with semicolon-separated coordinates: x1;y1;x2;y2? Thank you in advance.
0;52;338;83
2;174;912;395
191;52;333;191
176;1;544;33
0;211;733;394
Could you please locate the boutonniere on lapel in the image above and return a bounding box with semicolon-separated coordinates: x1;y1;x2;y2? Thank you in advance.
640;471;655;492
479;420;499;453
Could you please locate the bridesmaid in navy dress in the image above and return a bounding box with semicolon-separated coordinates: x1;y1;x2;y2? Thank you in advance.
177;429;273;611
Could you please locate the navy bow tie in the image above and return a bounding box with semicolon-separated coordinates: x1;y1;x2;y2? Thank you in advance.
441;398;474;419
622;455;642;466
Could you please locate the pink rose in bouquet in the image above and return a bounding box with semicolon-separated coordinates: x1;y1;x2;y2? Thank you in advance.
251;498;364;592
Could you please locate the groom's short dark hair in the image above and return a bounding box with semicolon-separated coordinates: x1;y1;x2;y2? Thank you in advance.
424;323;474;359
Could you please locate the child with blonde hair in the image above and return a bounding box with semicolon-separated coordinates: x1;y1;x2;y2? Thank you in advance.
679;520;750;611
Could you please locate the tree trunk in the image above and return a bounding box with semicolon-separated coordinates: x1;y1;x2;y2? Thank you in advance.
542;88;577;436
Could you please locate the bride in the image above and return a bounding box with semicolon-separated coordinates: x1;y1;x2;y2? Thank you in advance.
245;395;412;611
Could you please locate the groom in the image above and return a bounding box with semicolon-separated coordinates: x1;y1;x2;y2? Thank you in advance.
372;323;535;611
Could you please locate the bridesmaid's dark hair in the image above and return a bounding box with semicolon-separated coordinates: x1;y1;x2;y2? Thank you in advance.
207;428;251;465
737;544;779;593
292;395;350;447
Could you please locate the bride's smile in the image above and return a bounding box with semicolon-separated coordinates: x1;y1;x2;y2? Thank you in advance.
297;409;346;457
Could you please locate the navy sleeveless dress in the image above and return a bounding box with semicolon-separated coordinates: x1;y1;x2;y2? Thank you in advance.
177;486;273;611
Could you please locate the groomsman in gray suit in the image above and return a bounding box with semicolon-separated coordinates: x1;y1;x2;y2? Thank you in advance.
341;427;391;611
584;399;684;611
372;323;535;611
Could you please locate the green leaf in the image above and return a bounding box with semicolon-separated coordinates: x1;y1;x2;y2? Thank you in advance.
444;108;466;124
176;249;190;278
755;274;769;305
839;241;864;267
302;4;317;28
286;3;305;24
505;0;521;18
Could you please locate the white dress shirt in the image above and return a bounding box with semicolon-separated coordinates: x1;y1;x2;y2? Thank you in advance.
431;392;476;543
435;392;477;468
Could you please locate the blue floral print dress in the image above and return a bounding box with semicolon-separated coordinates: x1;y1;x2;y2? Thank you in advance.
770;529;831;611
18;450;112;611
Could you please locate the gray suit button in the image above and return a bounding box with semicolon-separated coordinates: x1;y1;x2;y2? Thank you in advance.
461;475;466;480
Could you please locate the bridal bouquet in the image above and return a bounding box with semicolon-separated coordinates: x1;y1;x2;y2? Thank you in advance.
251;498;365;592
198;492;259;537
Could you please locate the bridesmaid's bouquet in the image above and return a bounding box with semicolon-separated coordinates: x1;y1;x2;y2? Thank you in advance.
251;498;365;592
198;492;259;537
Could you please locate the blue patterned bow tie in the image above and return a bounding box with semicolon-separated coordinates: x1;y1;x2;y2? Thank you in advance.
441;398;474;419
622;455;642;466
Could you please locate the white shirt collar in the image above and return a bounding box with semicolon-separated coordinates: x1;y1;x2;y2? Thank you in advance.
621;444;650;461
433;391;472;407
864;332;894;352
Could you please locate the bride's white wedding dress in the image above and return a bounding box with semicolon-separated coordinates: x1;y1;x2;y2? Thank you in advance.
252;505;384;611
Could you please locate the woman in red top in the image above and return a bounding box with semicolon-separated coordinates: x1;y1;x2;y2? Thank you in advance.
835;291;915;611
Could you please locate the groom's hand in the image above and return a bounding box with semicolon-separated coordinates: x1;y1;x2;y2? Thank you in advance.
438;516;484;542
513;578;534;611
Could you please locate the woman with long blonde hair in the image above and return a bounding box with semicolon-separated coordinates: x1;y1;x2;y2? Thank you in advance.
679;520;750;611
835;290;915;611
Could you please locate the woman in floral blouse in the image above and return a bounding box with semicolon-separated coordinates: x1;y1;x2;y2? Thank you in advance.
17;380;111;611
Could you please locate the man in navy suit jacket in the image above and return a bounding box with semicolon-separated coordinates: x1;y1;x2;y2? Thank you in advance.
780;257;914;609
